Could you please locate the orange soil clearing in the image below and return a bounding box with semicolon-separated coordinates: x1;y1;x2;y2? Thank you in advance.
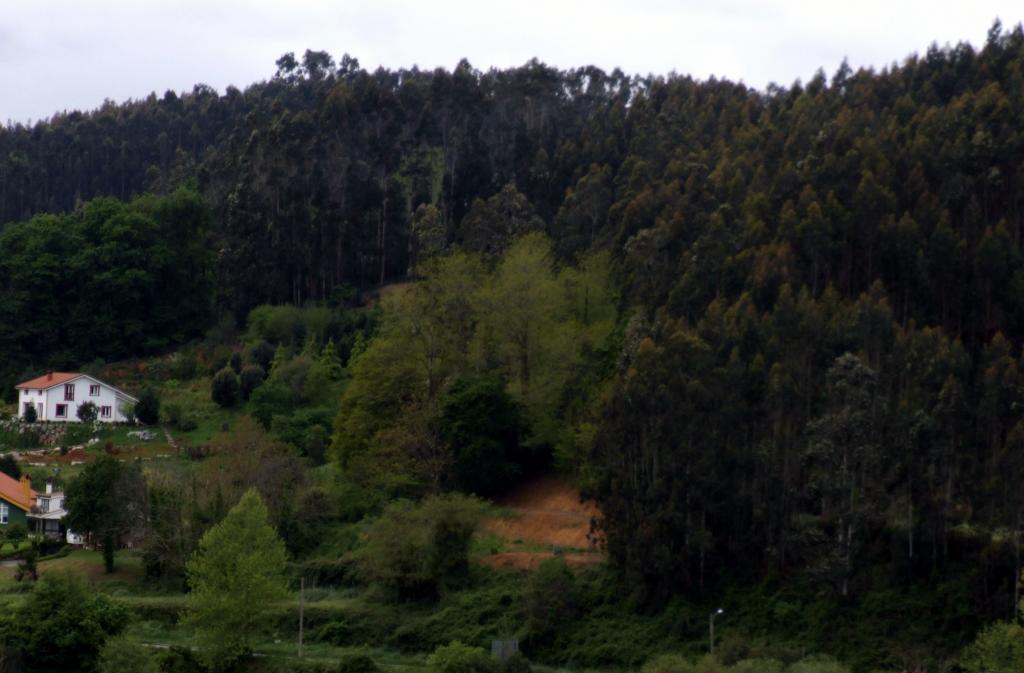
479;474;605;571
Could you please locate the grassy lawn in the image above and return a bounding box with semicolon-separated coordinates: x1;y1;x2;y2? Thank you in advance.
0;549;144;584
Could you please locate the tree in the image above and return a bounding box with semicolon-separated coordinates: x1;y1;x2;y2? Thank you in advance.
440;377;524;495
22;404;36;423
0;454;20;480
76;401;98;423
183;488;288;669
229;351;243;374
961;621;1024;673
134;387;160;425
12;571;128;671
805;353;884;596
65;456;146;572
239;364;266;401
211;367;240;407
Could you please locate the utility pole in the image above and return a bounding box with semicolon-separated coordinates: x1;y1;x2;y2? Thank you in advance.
709;608;723;655
298;576;305;658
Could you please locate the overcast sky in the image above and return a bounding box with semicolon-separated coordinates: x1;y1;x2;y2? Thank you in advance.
2;0;1023;124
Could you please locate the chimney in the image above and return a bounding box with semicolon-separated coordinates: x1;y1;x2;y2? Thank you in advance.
19;475;31;504
47;372;53;381
45;481;53;495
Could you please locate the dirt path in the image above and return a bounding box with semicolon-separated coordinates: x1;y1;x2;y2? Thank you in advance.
479;474;604;571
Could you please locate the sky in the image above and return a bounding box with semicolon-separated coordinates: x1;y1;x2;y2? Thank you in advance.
1;0;1023;124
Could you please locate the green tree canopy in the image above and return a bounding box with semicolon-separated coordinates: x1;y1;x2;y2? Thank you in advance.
183;488;288;669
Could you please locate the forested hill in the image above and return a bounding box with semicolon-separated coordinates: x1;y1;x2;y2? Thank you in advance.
6;20;1024;626
0;22;1017;329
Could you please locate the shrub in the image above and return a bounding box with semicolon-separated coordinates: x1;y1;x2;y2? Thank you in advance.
14;571;129;671
171;352;199;381
336;652;382;673
76;401;98;423
732;659;783;673
135;388;160;425
523;557;578;641
23;404;37;423
960;622;1024;673
354;494;486;599
784;656;849;673
240;364;267;401
229;351;243;374
273;354;315;401
163;402;183;427
498;653;532;673
5;523;27;549
251;340;276;370
250;382;295;429
163;403;197;432
428;641;497;673
98;635;159;673
211;368;240;408
642;653;694;673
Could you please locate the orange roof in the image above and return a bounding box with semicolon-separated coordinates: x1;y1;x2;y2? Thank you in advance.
15;372;81;390
0;473;35;512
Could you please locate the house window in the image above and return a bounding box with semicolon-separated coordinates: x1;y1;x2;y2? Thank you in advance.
37;390;42;396
55;404;67;418
64;384;75;401
39;498;49;514
89;384;100;396
0;503;8;525
100;406;112;418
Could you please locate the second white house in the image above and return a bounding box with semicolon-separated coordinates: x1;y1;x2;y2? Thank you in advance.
15;372;138;423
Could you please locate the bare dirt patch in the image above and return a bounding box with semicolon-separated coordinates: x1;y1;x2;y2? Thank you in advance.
479;474;604;571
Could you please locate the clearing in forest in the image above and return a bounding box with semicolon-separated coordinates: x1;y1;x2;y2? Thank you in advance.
479;474;604;571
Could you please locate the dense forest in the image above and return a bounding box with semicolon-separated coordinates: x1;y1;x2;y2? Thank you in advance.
5;17;1024;661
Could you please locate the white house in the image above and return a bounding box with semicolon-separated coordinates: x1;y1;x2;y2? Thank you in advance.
15;372;138;423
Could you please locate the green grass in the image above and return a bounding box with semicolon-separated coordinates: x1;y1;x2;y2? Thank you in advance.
159;378;242;445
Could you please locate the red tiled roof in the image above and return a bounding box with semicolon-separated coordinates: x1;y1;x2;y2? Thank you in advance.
15;372;81;390
0;473;34;512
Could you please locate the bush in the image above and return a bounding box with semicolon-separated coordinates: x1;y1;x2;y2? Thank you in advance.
163;403;198;432
642;654;695;673
97;635;159;673
428;641;497;673
240;364;267;401
523;557;578;641
76;401;98;422
250;382;295;429
23;404;37;423
355;494;487;599
251;340;276;370
960;621;1024;673
336;652;382;673
15;571;129;671
229;351;243;374
211;368;240;408
5;523;27;549
498;653;532;673
135;388;160;425
784;656;849;673
273;354;315;402
171;352;199;381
